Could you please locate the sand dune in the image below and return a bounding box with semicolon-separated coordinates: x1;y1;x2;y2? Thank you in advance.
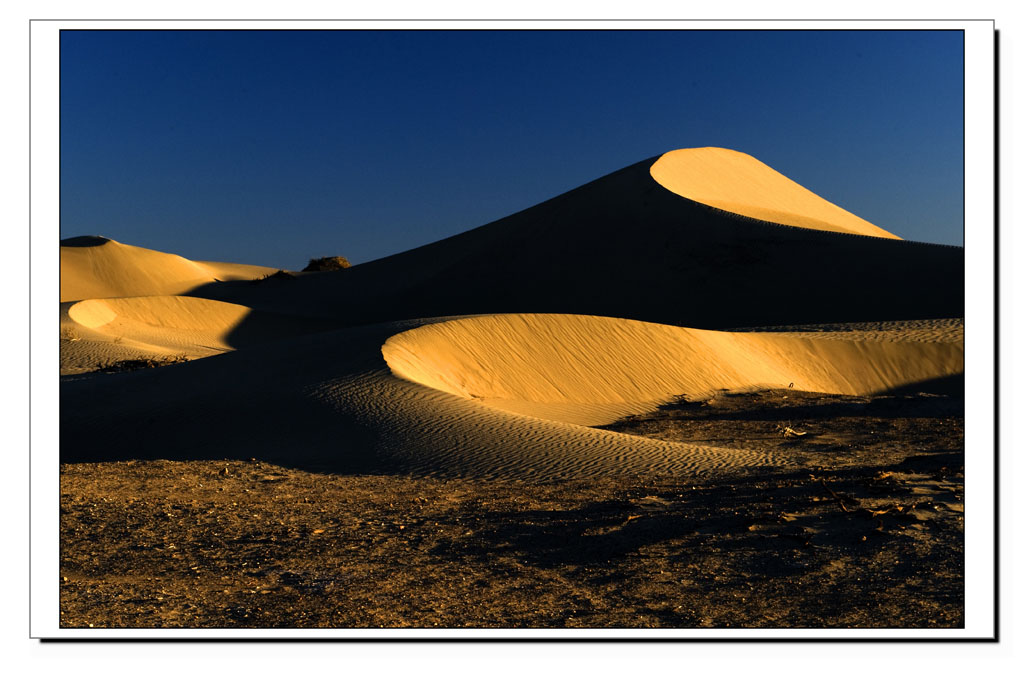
650;148;900;239
60;295;253;371
60;236;276;303
67;295;253;333
60;295;337;375
60;147;964;479
59;313;773;479
59;237;329;374
383;314;963;426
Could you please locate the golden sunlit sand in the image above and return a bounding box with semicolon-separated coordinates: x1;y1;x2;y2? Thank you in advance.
60;235;277;303
383;313;961;428
650;147;901;238
59;148;965;628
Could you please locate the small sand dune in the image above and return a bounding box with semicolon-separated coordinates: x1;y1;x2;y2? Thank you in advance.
60;295;335;375
67;295;253;333
60;236;276;303
650;148;900;239
382;314;964;427
59;237;322;374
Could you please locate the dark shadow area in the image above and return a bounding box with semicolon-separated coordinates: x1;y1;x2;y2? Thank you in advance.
880;374;964;397
60;365;384;473
220;308;343;350
418;456;963;627
60;323;405;475
426;461;955;570
60;235;111;247
628;388;965;423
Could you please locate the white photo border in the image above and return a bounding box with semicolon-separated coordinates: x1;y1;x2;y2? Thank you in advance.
30;18;996;641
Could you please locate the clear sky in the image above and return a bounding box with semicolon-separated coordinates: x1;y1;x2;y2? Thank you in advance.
60;29;964;269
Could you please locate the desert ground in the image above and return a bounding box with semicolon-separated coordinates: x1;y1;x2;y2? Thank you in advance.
59;147;964;629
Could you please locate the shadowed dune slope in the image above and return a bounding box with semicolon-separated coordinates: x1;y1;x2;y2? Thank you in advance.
188;148;962;329
60;236;276;302
649;148;901;239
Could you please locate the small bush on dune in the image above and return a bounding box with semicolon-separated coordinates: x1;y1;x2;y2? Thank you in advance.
303;256;350;272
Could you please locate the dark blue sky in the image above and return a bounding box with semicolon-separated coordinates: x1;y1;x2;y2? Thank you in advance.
60;30;964;269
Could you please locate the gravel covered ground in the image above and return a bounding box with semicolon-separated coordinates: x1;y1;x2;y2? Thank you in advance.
60;388;963;629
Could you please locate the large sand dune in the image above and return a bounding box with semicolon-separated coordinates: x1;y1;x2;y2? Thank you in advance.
186;148;962;329
60;147;964;479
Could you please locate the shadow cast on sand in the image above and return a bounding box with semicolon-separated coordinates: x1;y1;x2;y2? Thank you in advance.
60;235;112;248
60;321;426;475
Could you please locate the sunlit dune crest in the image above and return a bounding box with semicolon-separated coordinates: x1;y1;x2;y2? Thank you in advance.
60;236;276;302
650;147;901;239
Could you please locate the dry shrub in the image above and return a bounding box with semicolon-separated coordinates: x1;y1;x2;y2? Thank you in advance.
96;355;190;373
302;256;350;272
